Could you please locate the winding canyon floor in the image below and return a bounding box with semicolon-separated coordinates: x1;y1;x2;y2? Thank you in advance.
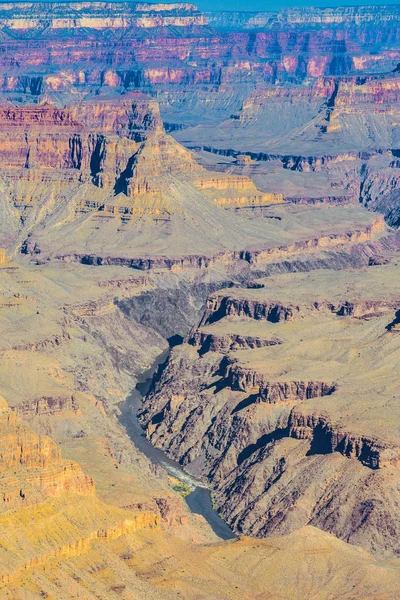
2;229;400;599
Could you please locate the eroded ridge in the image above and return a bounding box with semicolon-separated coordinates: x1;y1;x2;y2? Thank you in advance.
0;93;388;272
140;264;400;557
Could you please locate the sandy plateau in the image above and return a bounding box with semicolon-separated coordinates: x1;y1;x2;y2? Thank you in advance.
0;1;398;599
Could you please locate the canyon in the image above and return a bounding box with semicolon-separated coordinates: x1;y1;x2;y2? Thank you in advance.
140;266;400;557
0;2;398;598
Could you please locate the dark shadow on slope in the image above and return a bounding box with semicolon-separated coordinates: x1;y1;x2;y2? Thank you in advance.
307;422;332;456
232;393;260;414
237;428;288;466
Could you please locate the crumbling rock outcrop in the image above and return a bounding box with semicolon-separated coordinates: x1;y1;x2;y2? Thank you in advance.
15;394;80;418
288;409;399;469
224;363;336;404
189;331;282;354
201;296;298;326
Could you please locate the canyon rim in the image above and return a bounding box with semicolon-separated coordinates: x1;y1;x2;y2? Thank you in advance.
0;1;398;598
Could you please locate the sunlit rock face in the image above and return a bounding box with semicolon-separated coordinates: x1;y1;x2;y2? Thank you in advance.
0;91;291;262
0;2;207;30
0;395;96;508
0;93;162;185
0;2;398;104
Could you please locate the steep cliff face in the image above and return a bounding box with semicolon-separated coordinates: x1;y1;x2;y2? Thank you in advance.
0;93;161;186
207;6;400;29
0;3;398;234
0;2;207;31
0;392;165;587
0;93;294;261
360;160;400;227
0;2;396;111
0;395;95;508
